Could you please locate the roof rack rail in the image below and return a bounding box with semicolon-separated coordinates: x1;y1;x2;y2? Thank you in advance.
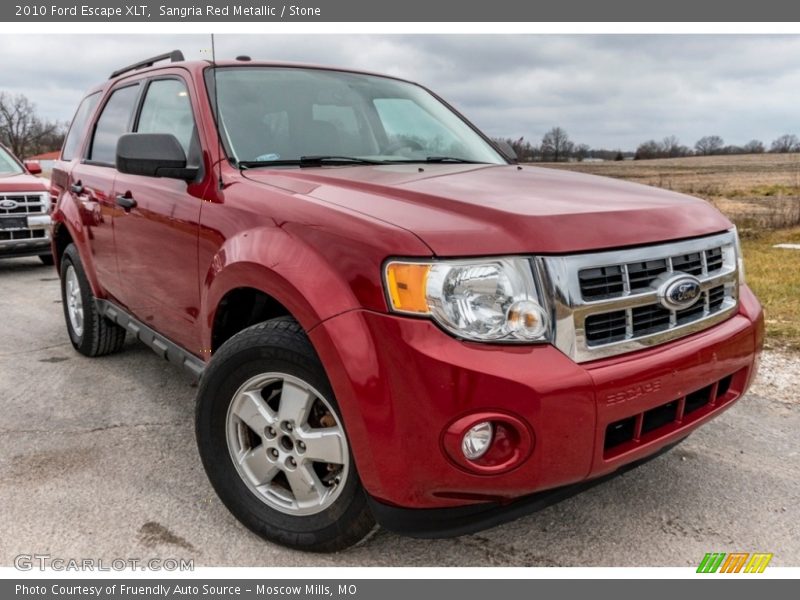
109;50;185;79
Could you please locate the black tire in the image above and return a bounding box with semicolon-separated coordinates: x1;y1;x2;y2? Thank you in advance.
60;244;126;357
195;317;376;552
39;254;54;266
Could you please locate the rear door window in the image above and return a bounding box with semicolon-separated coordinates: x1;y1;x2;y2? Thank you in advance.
89;84;140;165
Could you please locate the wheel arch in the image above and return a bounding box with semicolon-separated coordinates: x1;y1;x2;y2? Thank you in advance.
210;286;293;353
201;230;363;358
51;204;105;298
52;221;74;272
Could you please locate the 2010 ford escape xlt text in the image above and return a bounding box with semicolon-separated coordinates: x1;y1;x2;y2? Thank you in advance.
50;51;764;552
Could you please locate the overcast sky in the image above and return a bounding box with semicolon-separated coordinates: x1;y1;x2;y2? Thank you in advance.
1;34;798;150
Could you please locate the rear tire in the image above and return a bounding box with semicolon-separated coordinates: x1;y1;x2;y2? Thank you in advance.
195;317;376;552
60;244;126;357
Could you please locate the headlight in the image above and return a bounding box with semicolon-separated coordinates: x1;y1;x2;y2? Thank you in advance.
384;257;549;342
732;227;746;285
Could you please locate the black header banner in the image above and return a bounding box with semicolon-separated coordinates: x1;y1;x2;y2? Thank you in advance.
4;0;800;22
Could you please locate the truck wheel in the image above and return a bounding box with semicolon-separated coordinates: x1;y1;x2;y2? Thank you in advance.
39;254;54;266
195;317;376;552
60;244;126;357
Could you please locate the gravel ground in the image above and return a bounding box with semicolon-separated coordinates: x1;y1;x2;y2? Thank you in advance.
750;350;800;405
0;256;798;567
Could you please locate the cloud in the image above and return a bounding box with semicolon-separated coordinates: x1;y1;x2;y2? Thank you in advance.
0;34;797;150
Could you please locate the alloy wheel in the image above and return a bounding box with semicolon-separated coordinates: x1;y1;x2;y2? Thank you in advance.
65;265;84;337
225;372;349;516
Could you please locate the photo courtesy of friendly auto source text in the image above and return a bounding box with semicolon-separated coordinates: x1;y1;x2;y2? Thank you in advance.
0;0;798;595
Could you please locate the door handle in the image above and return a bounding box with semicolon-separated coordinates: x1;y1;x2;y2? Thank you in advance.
70;182;83;194
115;194;137;210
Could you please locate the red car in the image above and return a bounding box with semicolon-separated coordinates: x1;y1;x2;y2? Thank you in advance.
50;51;763;552
0;143;53;264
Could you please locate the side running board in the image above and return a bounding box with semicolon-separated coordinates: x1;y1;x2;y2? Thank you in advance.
95;299;206;379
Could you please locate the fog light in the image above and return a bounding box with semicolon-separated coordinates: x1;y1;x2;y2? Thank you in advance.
461;422;493;460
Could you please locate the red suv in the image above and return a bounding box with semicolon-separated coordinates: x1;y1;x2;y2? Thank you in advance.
51;51;764;552
0;143;53;264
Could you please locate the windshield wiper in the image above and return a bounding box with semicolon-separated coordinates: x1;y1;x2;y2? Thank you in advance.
389;156;484;164
299;155;384;166
238;156;383;169
423;156;483;163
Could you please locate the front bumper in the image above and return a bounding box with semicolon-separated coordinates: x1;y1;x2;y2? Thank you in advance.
0;214;52;258
368;437;686;538
309;285;764;516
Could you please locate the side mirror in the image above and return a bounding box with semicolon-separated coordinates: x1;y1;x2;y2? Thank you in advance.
496;140;518;163
116;133;198;181
24;160;42;175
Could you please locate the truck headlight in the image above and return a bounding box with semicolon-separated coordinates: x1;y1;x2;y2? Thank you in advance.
384;257;549;343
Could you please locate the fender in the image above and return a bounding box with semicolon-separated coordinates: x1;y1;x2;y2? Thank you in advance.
200;225;363;354
200;228;385;487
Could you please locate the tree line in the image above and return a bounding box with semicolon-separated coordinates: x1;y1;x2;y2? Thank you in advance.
634;134;800;159
0;92;66;158
495;127;800;162
493;127;624;163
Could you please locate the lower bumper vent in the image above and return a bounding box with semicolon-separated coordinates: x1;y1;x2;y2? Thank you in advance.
603;370;743;458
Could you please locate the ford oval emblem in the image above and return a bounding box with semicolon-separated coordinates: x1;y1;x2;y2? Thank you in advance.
658;273;702;311
0;199;18;210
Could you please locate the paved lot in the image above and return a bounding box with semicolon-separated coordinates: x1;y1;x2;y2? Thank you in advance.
1;256;798;567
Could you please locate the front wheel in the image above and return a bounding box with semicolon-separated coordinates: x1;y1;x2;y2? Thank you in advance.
195;317;376;552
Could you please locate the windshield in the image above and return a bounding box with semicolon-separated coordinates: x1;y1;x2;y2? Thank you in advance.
0;146;24;176
206;66;506;166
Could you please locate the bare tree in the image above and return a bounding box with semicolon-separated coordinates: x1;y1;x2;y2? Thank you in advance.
494;136;539;162
541;127;574;162
0;92;64;158
694;135;725;156
573;143;590;161
635;139;661;160
769;134;800;154
742;139;765;154
661;135;688;158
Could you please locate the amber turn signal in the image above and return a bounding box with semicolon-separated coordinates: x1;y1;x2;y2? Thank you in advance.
384;262;431;314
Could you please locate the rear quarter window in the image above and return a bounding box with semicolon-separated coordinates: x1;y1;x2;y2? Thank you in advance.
61;92;101;161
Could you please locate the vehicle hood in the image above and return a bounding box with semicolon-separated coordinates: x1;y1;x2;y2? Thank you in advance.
242;164;732;255
0;172;48;194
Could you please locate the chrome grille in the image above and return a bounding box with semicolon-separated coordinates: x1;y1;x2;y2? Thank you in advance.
537;231;740;362
0;193;48;217
578;246;724;301
0;229;47;241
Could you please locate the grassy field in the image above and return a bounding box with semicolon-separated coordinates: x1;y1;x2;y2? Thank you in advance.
543;154;800;350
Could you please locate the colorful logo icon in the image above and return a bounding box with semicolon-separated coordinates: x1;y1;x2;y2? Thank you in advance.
697;552;773;573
